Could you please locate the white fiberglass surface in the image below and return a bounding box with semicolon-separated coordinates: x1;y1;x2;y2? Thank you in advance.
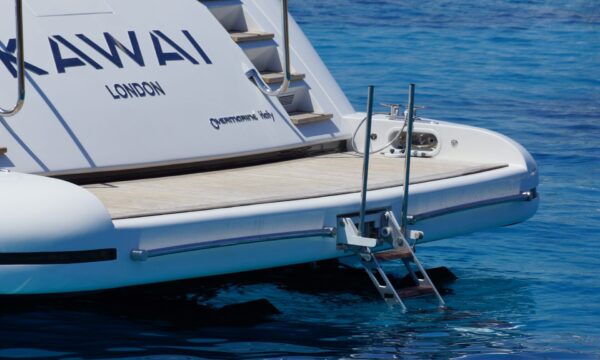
0;0;350;175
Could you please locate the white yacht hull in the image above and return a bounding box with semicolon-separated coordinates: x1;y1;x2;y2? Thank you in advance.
0;1;539;295
0;195;538;295
0;142;538;295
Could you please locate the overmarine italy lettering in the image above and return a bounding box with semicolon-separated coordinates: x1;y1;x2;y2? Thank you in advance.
210;111;275;130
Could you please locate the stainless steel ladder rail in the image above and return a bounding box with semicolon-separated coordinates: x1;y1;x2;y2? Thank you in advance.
385;211;446;308
395;84;445;308
1;0;25;117
358;86;407;308
401;84;416;240
340;84;445;310
357;247;406;310
358;85;375;236
245;0;291;97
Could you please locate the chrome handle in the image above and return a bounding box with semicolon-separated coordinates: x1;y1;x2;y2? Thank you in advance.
246;0;290;97
1;0;25;117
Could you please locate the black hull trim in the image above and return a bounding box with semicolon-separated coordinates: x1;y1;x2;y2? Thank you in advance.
0;248;117;265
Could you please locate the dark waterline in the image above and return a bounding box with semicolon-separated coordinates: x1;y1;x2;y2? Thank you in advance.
1;0;599;358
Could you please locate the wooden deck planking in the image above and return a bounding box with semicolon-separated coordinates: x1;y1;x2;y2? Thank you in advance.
84;153;507;219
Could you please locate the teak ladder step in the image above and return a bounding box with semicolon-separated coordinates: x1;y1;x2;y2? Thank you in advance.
261;71;305;84
0;147;6;156
398;284;435;298
375;247;413;261
339;210;445;311
230;31;274;43
289;112;333;125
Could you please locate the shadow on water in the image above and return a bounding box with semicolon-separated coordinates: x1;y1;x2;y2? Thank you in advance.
0;260;455;326
0;261;546;359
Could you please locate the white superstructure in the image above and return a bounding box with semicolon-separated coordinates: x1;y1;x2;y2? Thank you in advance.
1;0;351;175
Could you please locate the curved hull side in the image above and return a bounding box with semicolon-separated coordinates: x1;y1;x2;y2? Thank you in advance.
0;164;537;295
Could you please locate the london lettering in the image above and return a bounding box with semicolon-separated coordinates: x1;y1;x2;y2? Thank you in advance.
105;81;166;100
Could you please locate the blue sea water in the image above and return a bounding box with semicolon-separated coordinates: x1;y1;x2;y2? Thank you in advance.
1;0;599;358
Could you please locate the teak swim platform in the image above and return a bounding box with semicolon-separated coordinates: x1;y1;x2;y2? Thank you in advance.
85;154;508;220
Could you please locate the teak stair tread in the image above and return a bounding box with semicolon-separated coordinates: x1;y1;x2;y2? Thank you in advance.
289;112;333;125
398;284;435;298
375;247;413;261
261;71;305;84
230;31;274;43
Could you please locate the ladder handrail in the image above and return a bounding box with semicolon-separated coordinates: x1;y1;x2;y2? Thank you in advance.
386;211;446;308
359;86;375;236
400;84;416;237
245;0;290;97
0;0;25;117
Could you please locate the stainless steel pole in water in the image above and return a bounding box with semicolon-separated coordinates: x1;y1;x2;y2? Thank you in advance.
401;84;416;238
359;86;375;236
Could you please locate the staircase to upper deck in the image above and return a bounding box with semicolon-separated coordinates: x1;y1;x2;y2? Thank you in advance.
201;0;334;125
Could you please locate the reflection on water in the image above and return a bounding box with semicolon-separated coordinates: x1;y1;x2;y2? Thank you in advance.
0;264;543;359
